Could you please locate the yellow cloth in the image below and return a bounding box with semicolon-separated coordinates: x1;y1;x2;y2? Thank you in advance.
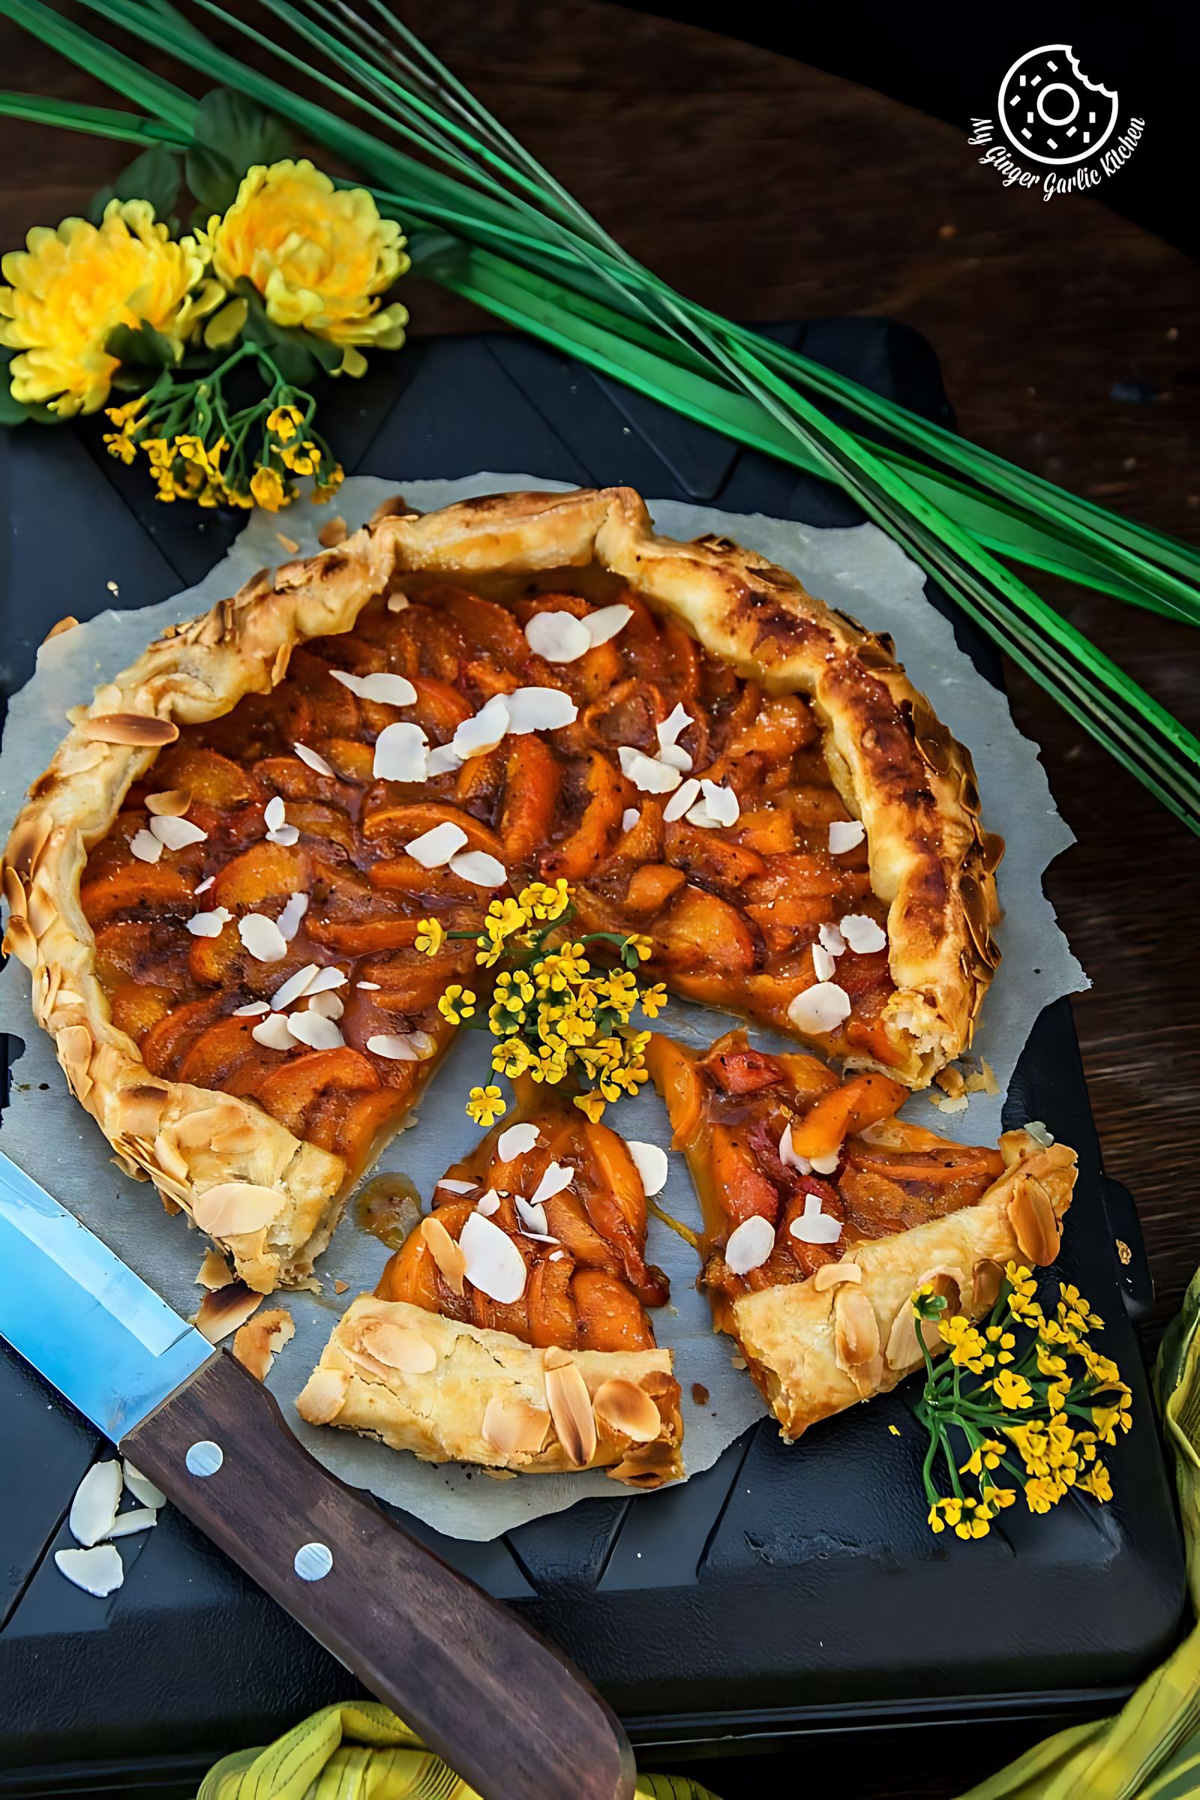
198;1271;1200;1800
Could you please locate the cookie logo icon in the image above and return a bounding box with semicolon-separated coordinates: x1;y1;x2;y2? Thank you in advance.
997;45;1119;166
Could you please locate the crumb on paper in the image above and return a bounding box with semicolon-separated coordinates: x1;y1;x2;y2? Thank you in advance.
333;1277;349;1294
730;1353;747;1371
232;1307;295;1382
275;532;300;554
691;1383;710;1407
191;1280;263;1343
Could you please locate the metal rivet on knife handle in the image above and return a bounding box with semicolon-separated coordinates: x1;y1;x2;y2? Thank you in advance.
185;1439;223;1477
294;1541;334;1581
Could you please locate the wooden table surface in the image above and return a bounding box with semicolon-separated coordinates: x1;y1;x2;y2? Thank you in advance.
1;3;1197;1794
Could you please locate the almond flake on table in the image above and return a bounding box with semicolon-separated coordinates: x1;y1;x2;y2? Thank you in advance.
270;962;321;1009
618;746;682;794
459;1211;527;1304
584;603;633;646
626;1139;668;1197
331;669;417;706
663;777;701;824
475;1187;502;1215
449;849;507;888
276;891;309;942
657;703;692;749
123;1461;165;1509
725;1214;775;1275
515;1196;550;1235
789;1192;843;1245
787;981;852;1035
69;1459;122;1547
811;943;837;983
106;1507;159;1538
373;721;429;783
497;1121;541;1160
233;1000;271;1017
427;743;464;776
657;742;693;773
294;742;334;777
524;611;592;664
194;876;214;896
129;828;163;864
239;913;289;963
186;907;233;939
530;1161;574;1208
839;914;887;954
252;1013;296;1051
829;819;866;854
287;1010;344;1051
149;814;207;851
405;820;468;868
436;1177;477;1195
505;687;578;734
818;922;846;958
55;1545;124;1598
621;808;640;833
778;1122;812;1175
450;694;511;760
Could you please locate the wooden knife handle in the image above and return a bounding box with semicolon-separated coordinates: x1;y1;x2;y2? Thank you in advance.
121;1351;634;1800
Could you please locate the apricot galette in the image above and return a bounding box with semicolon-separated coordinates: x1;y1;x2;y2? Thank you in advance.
1;486;1001;1294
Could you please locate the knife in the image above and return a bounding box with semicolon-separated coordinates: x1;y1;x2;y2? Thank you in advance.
0;1150;635;1800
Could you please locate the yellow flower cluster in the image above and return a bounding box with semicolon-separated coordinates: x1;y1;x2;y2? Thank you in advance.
917;1264;1130;1541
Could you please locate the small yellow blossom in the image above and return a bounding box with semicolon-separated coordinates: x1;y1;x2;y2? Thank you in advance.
492;1038;533;1079
466;1084;506;1128
415;917;445;957
573;1090;607;1123
639;982;668;1019
209;160;409;376
1076;1461;1113;1502
437;985;476;1025
0;200;221;416
250;464;287;511
267;404;305;442
520;878;570;921
623;932;654;964
939;1315;991;1374
989;1369;1034;1412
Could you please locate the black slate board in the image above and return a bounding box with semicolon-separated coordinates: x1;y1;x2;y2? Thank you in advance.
0;319;1186;1792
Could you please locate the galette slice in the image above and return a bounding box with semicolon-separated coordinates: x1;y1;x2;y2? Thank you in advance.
298;1081;684;1486
646;1029;1076;1440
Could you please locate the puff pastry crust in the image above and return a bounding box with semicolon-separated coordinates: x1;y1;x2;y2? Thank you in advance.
1;486;1000;1292
297;1294;685;1486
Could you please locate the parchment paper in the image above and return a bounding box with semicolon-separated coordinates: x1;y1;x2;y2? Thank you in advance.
0;473;1087;1540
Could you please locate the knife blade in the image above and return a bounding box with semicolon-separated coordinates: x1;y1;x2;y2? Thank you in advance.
0;1150;635;1800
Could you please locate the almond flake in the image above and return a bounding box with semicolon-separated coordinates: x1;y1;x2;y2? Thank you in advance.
475;1188;502;1215
186;908;232;939
367;1033;419;1060
460;1211;527;1304
427;744;463;776
516;1197;550;1235
129;829;163;864
331;669;417;706
530;1161;574;1208
145;789;191;817
778;1123;812;1174
663;777;701;823
193;1182;286;1238
524;611;591;664
451;695;511;761
789;1192;843;1245
306;991;344;1020
195;1249;235;1290
810;1149;840;1175
373;721;429;783
406;821;468;868
264;796;287;832
194;877;214;896
699;780;739;826
657;742;693;773
149;814;207;850
593;1377;661;1443
69;1460;122;1547
814;1260;862;1292
544;1357;596;1467
356;980;381;991
505;687;578;734
386;591;410;613
276;891;309;942
287;1011;344;1051
106;1507;159;1538
193;1281;264;1343
840;913;887;955
252;1013;297;1051
481;1393;551;1457
657;703;692;748
294;743;334;777
421;1215;467;1294
233;1307;295;1381
267;825;300;846
811;944;836;983
618;747;682;794
497;1122;540;1160
725;1214;775;1274
621;808;640;832
449;849;507;888
437;1177;476;1194
55;1545;124;1597
787;981;852;1036
122;1461;166;1509
360;1317;437;1373
296;1366;351;1425
585;603;633;647
829;819;866;854
818;922;847;957
271;963;321;1009
239;913;289;963
626;1140;668;1197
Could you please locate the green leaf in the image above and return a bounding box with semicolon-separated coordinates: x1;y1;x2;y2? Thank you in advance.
87;142;181;224
104;320;176;372
185;141;241;216
192;86;290;178
0;350;35;426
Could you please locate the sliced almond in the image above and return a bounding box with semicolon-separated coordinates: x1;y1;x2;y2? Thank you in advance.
972;1257;1005;1310
544;1356;597;1468
192;1182;286;1238
459;1211;527;1304
481;1393;551;1457
239;913;289;963
663;777;701;823
233;1000;270;1018
294;742;334;778
839;913;887;955
515;1197;550;1236
360;1317;438;1374
233;1306;295;1380
45;615;79;641
524;611;592;664
6;810;53;879
69;1459;122;1547
497;1121;540;1161
286;1011;344;1051
106;1507;159;1539
264;796;287;832
811;944;836;983
813;1260;862;1292
331;669;417;707
317;515;347;548
145;789;191;818
451;694;511;760
373;721;429;782
193;1281;264;1343
122;1461;166;1510
297;1366;351;1425
584;603;633;647
657;702;692;748
271;962;322;1009
1008;1176;1061;1266
421;1215;467;1296
117;1084;169;1140
725;1214;775;1274
196;1247;234;1290
186;908;233;939
626;1140;668;1197
787;981;851;1036
618;746;681;795
79;713;179;747
530;1161;574;1208
833;1285;880;1369
367;1032;419;1060
449;849;507;888
406;821;468;868
55;1545;124;1597
129;828;163;865
505;686;578;734
828;819;866;854
2;914;37;966
593;1378;661;1443
2;864;27;921
252;1013;296;1051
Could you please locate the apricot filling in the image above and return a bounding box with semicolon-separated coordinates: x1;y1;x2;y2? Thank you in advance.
646;1029;1004;1335
375;1078;670;1354
81;569;895;1174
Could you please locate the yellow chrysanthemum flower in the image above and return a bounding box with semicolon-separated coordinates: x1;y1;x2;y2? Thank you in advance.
208;160;409;376
0;200;221;417
466;1084;506;1128
415;917;445;958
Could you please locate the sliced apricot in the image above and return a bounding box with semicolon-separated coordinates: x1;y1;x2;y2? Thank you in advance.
656;885;756;974
141;995;228;1080
726;692;817;760
151;747;261;809
498;736;562;866
735;807;796;856
307;915;422;955
541;752;628;880
436;586;528;668
93;921;190;989
710;1124;780;1230
210;840;311;913
335;1088;408;1166
788;1072;910;1159
255;1047;380;1140
253;754;357;810
571;1268;656;1353
80;864;196;929
187;918;243;988
283;802;356;857
701;1042;783;1096
108;982;174;1043
178;1016;264;1089
612;797;664;864
407;675;472;738
525;1254;579;1348
645;1036;706;1148
361;802;503;860
665;823;765;893
368;859;487;903
623;863;686;914
375;1229;443;1313
321;738;375;784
